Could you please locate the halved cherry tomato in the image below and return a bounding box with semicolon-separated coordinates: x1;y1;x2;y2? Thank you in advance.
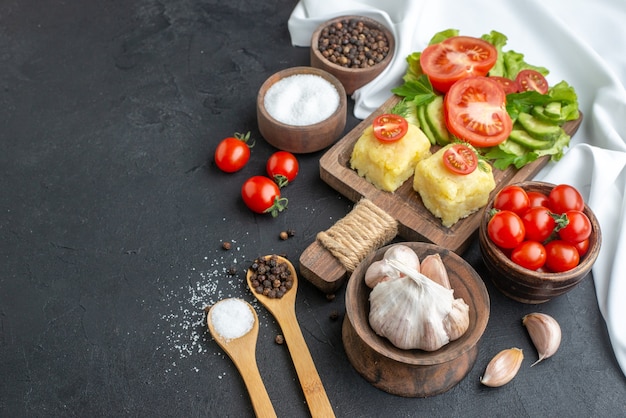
266;151;299;188
545;240;580;272
527;191;550;208
522;206;556;242
511;241;547;271
488;210;526;249
241;176;288;217
515;69;549;94
490;76;519;94
214;132;253;173
558;210;592;244
420;36;497;93
372;114;408;142
493;185;530;216
444;76;513;147
548;184;584;214
442;143;478;175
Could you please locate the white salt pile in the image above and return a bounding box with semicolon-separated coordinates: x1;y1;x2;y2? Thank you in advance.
264;74;339;126
210;298;255;340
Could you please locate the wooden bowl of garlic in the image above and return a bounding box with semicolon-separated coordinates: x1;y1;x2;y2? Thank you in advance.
343;242;490;398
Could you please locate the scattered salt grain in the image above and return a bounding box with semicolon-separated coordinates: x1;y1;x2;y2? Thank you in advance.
264;74;339;126
210;298;255;340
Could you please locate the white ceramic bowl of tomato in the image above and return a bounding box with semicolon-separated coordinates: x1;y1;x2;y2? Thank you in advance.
478;181;601;304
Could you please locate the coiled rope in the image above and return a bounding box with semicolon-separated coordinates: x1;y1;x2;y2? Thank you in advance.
316;198;398;272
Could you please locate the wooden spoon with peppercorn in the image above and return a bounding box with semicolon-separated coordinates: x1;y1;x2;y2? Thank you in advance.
207;299;277;418
247;255;335;418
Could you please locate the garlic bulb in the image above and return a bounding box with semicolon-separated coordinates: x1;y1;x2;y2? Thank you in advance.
368;258;469;351
420;254;451;289
480;348;524;387
364;244;420;288
522;313;561;366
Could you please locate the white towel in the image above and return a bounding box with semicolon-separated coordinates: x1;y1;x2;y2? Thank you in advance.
288;0;626;377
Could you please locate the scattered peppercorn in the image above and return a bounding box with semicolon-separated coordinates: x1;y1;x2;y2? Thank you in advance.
325;293;336;302
287;229;296;237
275;334;285;345
222;241;232;250
329;310;339;321
227;266;237;275
317;18;390;69
248;255;294;299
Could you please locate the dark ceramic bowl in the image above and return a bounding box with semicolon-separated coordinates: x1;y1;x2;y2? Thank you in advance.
310;15;395;95
257;66;347;154
479;181;601;304
343;242;490;397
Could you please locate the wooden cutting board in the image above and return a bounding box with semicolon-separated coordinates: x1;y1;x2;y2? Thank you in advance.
300;94;583;293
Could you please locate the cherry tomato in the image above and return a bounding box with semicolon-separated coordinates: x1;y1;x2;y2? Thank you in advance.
574;239;590;257
493;185;530;216
420;36;497;93
490;76;519;94
488;210;526;249
548;184;584;214
511;241;547;271
266;151;299;188
522;206;556;242
515;69;549;94
372;114;408;142
558;210;592;244
241;176;288;217
527;191;550;208
214;132;253;173
444;76;513;148
545;240;580;272
442;143;478;175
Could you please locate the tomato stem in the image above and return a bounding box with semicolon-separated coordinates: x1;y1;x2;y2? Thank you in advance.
265;197;288;218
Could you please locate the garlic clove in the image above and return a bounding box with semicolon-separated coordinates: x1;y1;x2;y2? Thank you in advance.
480;348;524;387
383;244;420;272
420;253;451;289
522;312;561;366
443;298;470;341
364;259;399;288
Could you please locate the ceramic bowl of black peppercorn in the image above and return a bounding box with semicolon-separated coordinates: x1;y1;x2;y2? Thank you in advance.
310;15;395;95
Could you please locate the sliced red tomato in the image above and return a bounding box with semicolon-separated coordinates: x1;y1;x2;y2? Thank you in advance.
489;76;519;94
442;143;478;175
420;36;497;93
515;69;549;94
372;114;408;142
444;76;513;147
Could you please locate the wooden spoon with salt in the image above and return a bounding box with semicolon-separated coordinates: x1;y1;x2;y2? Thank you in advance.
247;256;335;418
207;298;277;418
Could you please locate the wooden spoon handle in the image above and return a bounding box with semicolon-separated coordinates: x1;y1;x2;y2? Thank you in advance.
231;353;277;418
280;312;335;418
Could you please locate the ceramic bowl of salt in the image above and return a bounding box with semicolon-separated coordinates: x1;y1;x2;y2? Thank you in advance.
257;66;347;154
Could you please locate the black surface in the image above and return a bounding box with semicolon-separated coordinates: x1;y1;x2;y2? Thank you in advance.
1;1;625;417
